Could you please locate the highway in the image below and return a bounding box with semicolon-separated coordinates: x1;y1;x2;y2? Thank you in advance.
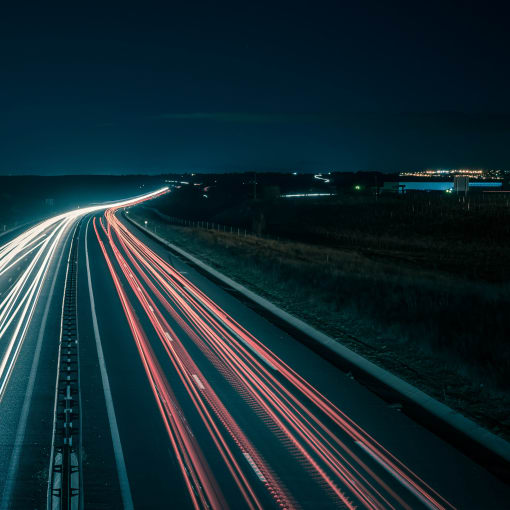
0;190;509;509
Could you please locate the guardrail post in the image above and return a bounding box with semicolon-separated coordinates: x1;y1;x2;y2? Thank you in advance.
49;223;82;510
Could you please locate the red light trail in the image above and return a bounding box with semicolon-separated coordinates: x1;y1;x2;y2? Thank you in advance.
92;199;457;510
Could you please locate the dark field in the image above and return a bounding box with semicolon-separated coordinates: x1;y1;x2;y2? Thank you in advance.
149;186;510;281
133;189;510;439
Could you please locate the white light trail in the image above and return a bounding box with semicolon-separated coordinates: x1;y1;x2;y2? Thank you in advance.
0;187;168;400
314;174;331;183
281;193;336;198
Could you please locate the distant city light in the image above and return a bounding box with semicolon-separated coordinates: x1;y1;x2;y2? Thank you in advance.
399;168;502;180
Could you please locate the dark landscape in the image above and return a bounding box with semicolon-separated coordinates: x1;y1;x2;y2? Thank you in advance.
2;2;510;509
130;174;510;437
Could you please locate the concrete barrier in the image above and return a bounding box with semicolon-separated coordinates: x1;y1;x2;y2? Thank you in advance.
125;212;510;483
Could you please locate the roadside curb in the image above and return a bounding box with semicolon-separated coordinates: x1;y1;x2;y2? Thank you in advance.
125;213;510;483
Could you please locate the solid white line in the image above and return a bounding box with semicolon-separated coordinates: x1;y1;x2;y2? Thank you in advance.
85;218;134;510
355;441;439;510
0;228;69;510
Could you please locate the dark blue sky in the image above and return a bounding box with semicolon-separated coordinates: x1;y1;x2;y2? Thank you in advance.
1;1;509;174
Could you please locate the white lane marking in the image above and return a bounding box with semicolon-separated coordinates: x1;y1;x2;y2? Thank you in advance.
86;218;134;510
242;452;267;483
192;374;205;390
355;441;439;510
0;229;69;510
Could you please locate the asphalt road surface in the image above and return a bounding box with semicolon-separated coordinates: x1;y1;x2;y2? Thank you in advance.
1;190;509;509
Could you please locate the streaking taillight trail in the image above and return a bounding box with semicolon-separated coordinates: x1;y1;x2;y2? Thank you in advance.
92;201;457;510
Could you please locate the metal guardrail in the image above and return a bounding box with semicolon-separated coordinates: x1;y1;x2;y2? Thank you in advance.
135;207;266;240
48;222;82;510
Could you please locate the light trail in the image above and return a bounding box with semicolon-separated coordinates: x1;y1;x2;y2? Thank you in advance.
0;188;168;401
281;193;336;198
313;174;331;183
94;219;231;510
92;201;457;510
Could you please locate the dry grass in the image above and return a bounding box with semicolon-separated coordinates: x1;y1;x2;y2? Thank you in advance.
131;206;510;440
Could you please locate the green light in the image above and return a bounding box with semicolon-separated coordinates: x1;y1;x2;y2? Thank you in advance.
354;185;361;190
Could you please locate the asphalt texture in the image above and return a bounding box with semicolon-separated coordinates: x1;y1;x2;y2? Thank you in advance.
0;210;509;509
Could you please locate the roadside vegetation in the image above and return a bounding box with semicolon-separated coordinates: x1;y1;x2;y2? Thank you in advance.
131;191;510;440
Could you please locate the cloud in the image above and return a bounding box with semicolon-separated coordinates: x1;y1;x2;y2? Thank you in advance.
151;112;327;123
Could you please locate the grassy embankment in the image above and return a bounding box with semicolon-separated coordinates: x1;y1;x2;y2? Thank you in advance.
131;192;510;439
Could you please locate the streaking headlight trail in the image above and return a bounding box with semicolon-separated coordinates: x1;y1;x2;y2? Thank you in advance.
0;188;168;401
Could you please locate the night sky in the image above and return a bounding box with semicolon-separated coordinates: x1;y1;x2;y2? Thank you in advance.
1;1;509;175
